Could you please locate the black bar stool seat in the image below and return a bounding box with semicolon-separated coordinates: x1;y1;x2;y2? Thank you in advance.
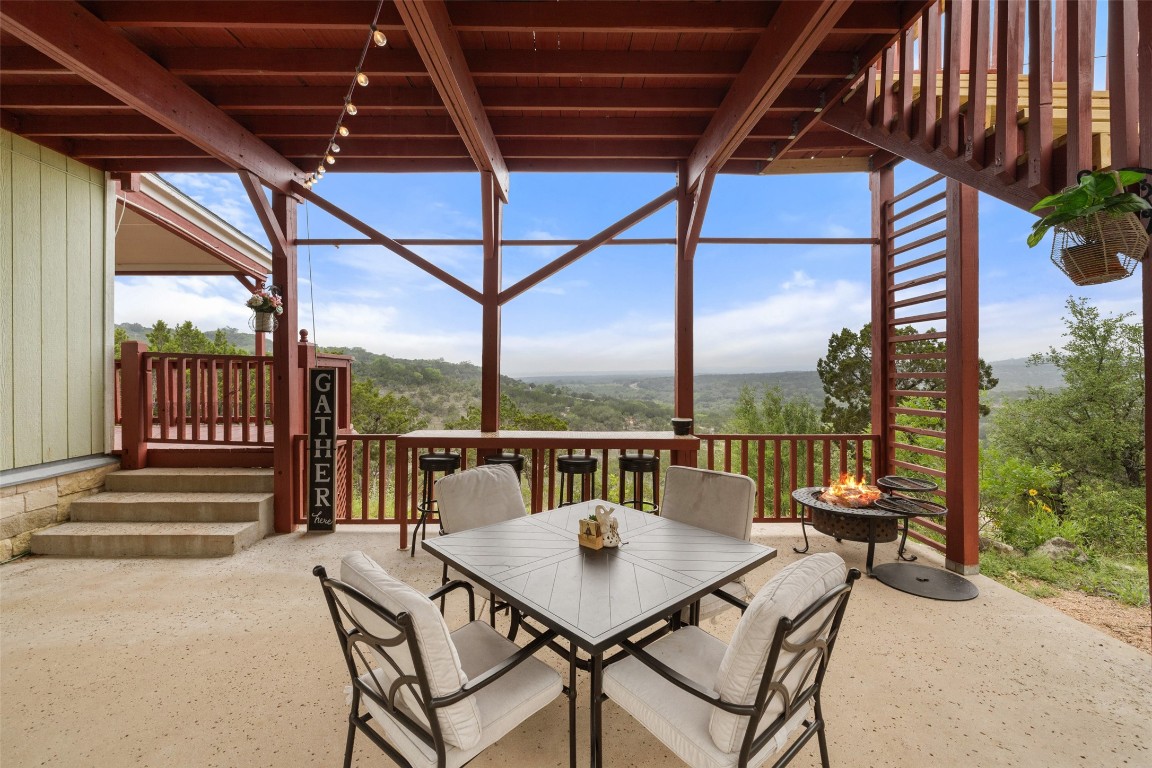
556;454;598;506
483;452;526;479
410;451;461;556
618;453;660;512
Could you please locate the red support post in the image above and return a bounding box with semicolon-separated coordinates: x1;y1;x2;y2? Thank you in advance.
119;341;148;469
869;166;894;476
480;171;502;434
271;192;300;533
944;179;981;573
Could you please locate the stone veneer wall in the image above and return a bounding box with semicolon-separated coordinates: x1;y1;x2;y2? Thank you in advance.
0;462;119;561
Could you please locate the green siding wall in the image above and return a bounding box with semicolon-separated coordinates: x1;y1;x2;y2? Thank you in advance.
1;131;110;470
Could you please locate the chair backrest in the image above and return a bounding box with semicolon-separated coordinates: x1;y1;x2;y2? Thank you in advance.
661;466;756;541
709;553;859;759
315;551;484;755
435;463;526;534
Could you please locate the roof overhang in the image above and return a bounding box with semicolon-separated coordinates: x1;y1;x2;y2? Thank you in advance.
113;172;271;278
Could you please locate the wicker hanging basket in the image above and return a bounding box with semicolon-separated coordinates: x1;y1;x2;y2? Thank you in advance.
250;310;277;333
1049;211;1149;286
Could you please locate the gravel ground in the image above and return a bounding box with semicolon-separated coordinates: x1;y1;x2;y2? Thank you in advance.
1040;590;1151;654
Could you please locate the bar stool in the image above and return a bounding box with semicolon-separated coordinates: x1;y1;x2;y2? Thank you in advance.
483;452;525;479
556;454;597;506
410;451;461;557
618;452;660;513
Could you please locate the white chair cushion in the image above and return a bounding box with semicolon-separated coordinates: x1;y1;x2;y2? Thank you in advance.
603;627;807;768
359;620;562;768
661;466;756;541
435;463;525;533
709;553;847;754
340;551;482;750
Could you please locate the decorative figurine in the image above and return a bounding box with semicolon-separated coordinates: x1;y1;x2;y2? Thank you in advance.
595;505;621;548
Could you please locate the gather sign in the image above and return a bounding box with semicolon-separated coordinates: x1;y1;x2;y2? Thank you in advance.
308;367;338;531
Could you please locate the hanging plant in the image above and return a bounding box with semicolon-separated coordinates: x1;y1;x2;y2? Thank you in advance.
246;284;282;332
1027;170;1151;286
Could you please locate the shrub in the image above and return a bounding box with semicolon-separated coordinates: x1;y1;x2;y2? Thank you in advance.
1063;481;1147;556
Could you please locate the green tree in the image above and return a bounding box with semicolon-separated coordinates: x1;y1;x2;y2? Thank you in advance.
728;385;823;434
145;320;245;355
114;326;130;359
446;393;569;430
816;322;998;433
989;298;1144;490
349;376;427;434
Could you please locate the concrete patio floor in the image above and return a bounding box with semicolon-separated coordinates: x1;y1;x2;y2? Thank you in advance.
2;524;1148;768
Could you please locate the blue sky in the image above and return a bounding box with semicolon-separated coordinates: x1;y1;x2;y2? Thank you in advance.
115;163;1144;377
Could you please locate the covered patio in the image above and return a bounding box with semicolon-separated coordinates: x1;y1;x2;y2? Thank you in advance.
2;527;1148;766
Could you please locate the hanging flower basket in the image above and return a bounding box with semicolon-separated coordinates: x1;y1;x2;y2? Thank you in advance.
251;310;277;333
1049;211;1149;286
245;284;283;333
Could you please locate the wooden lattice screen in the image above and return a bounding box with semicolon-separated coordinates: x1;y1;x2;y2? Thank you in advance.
872;170;980;572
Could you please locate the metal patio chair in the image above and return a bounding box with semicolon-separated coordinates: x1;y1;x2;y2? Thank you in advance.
314;551;561;768
661;465;758;622
603;553;860;768
433;463;527;633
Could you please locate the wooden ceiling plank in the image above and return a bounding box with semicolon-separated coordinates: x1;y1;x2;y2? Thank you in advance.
82;1;403;30
0;1;304;192
446;2;772;33
395;0;509;200
686;1;850;189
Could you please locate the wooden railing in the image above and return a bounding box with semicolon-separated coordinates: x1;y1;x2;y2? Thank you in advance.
290;432;887;529
699;434;880;521
117;340;352;456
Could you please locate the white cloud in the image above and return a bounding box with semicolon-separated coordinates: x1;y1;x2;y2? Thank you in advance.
115;276;255;330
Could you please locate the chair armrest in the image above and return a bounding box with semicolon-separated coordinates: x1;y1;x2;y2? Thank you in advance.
426;579;476;621
616;637;755;717
434;627;560;706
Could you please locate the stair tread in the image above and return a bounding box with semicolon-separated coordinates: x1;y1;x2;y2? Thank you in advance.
109;468;273;477
73;491;273;503
35;521;259;537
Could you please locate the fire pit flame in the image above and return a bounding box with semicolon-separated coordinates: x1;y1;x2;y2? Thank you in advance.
819;473;882;508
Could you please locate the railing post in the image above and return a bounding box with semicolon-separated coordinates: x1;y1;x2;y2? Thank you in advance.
120;341;148;470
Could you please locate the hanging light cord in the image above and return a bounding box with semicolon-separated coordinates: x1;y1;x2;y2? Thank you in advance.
304;0;387;187
304;201;318;345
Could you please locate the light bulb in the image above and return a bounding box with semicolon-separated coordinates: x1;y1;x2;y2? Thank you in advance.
372;27;387;47
338;125;350;137
330;143;340;153
317;165;325;174
356;71;369;87
345;101;358;116
325;154;336;165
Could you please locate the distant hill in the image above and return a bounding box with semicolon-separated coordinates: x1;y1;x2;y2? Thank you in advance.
116;323;1064;431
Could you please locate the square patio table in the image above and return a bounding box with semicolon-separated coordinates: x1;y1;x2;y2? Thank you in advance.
423;499;776;768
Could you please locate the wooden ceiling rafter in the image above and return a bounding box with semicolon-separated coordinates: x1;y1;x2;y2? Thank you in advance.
685;1;851;190
0;1;304;194
394;0;509;201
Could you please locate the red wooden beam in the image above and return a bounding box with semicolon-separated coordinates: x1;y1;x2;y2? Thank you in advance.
685;1;849;190
1065;0;1095;186
994;0;1025;183
918;4;941;152
499;187;677;304
239;172;288;255
1027;0;1054;196
1106;0;1140;168
823;88;1039;211
944;179;980;571
395;0;509;201
480;172;502;433
964;0;990;171
0;1;304;193
294;184;482;303
870;166;894;478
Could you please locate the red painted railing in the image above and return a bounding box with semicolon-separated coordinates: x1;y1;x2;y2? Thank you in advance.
289;432;891;530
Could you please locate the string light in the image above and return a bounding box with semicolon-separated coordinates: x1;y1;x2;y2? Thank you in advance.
303;0;386;187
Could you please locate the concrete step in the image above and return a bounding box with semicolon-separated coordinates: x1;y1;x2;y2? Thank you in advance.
69;492;273;523
31;521;264;558
104;468;274;494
